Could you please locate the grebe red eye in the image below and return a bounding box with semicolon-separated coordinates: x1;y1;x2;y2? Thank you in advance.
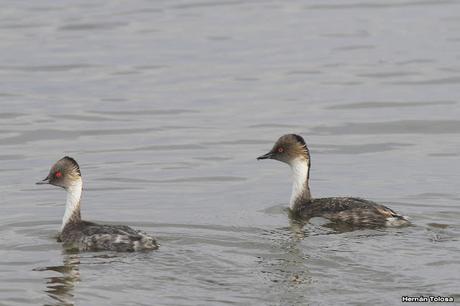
278;147;284;153
55;171;62;178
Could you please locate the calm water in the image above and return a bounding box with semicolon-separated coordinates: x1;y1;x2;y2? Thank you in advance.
1;1;460;305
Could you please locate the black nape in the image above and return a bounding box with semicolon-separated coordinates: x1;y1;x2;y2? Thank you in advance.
292;134;307;146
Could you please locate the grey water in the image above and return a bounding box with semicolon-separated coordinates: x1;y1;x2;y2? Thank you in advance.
1;0;460;305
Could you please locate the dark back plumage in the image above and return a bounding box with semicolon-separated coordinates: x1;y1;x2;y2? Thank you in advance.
61;221;159;252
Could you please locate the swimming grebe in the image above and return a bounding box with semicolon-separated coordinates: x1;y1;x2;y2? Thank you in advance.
36;156;158;252
257;134;409;227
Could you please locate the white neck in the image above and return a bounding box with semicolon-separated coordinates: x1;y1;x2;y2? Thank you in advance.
289;157;310;210
62;179;82;230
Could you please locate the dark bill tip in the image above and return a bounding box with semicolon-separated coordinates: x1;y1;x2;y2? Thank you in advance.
36;177;50;185
257;152;273;160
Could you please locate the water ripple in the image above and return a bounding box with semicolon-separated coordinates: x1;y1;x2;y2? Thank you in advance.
311;120;460;135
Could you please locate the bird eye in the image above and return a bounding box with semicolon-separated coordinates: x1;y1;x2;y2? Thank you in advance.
277;147;284;153
55;171;62;178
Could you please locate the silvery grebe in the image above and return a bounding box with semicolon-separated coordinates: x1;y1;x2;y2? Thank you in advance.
37;156;158;252
257;134;409;227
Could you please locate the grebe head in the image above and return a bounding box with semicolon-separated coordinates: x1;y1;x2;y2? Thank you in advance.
258;134;312;209
37;156;81;189
257;134;310;165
